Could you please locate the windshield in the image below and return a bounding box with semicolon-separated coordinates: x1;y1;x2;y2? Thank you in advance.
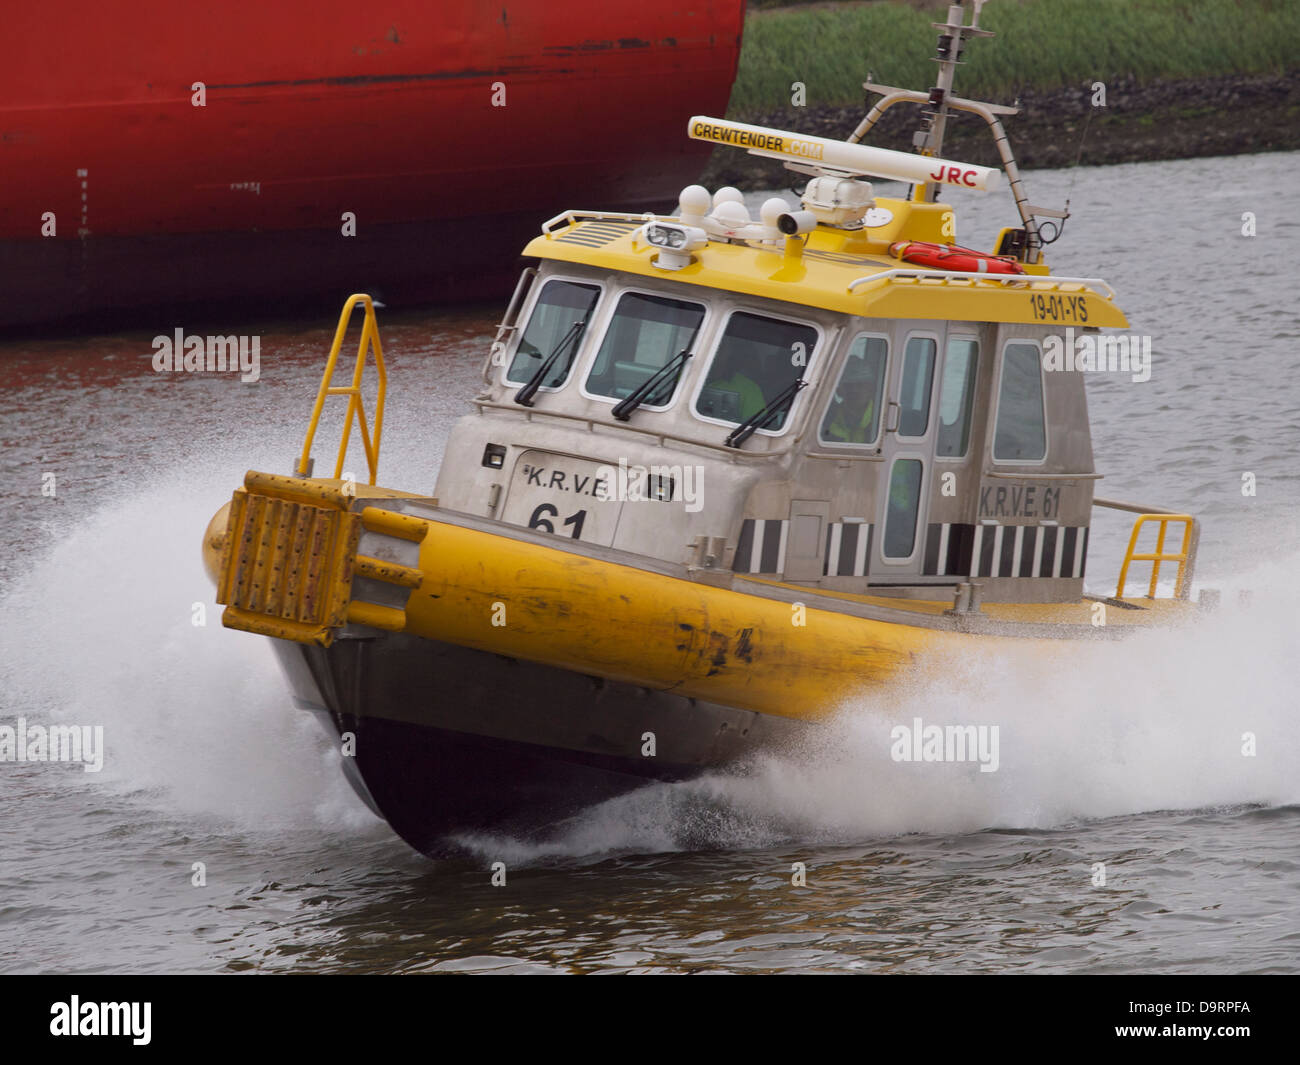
695;312;817;431
505;280;600;389
585;292;704;406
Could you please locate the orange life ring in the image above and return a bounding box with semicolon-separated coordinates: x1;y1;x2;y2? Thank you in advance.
889;240;1025;275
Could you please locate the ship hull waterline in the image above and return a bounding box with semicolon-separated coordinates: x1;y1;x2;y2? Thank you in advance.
273;633;810;856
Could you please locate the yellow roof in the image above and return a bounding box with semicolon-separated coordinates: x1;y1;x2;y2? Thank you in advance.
523;203;1129;329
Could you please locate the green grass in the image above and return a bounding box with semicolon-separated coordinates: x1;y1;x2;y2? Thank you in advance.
729;0;1300;114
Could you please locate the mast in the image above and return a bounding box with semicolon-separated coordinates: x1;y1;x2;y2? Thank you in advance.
848;0;1060;264
915;1;992;202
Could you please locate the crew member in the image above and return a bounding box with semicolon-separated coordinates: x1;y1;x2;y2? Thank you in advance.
710;347;765;421
823;349;883;443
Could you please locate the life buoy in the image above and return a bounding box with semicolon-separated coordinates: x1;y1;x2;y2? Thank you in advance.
889;240;1025;275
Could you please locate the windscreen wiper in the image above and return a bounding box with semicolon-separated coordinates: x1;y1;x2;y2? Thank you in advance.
514;319;586;407
611;349;693;421
724;379;808;448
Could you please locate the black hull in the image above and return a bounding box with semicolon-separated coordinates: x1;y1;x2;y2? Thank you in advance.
272;633;802;856
1;210;561;336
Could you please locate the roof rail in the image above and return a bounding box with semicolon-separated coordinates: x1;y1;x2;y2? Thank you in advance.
846;268;1116;300
541;210;663;237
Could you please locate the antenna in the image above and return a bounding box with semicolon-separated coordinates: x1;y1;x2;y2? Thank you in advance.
844;0;1067;264
914;0;995;202
686;117;1002;191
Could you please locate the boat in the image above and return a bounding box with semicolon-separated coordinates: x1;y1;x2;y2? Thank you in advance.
200;0;1204;856
0;1;744;331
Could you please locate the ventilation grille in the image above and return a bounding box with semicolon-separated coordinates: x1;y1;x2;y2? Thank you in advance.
554;221;639;248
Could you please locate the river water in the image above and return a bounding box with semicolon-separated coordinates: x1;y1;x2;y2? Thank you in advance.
1;151;1298;974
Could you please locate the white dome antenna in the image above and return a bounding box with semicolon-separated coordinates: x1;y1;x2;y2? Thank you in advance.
677;185;711;226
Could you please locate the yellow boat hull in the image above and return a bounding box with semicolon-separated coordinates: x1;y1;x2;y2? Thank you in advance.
204;471;1193;852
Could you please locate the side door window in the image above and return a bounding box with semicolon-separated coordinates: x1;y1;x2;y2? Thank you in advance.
879;333;938;565
819;334;888;447
936;336;980;458
896;334;937;441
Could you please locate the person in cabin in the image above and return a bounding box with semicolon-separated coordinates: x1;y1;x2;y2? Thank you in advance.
709;345;766;422
822;342;884;444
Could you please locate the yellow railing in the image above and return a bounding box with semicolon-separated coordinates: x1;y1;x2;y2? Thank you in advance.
295;294;386;485
1115;514;1196;600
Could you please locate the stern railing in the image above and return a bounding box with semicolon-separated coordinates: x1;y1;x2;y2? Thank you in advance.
295;294;387;485
1094;497;1199;600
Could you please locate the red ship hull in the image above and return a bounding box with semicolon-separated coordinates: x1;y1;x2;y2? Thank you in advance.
0;2;744;330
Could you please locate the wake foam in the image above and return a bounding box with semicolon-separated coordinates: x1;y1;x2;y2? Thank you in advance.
5;455;1294;858
0;460;374;834
459;550;1299;862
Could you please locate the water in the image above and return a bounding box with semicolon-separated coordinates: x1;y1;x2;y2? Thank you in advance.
2;152;1298;974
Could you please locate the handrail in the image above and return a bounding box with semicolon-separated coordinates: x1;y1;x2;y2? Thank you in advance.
541;210;663;237
846;268;1116;299
1093;496;1181;516
1113;513;1198;600
295;293;387;485
483;267;537;384
987;471;1103;481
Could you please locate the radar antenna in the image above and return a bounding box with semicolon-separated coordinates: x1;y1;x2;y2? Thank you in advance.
848;0;1069;264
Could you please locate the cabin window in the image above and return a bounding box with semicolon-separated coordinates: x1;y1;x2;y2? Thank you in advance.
936;337;980;458
695;312;817;431
993;341;1047;462
819;335;888;446
583;292;705;406
504;279;600;389
883;458;923;558
898;336;937;438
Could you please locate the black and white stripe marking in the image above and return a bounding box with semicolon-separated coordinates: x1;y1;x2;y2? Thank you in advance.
736;517;1089;579
732;518;789;574
920;521;1092;578
966;521;1089;579
824;520;872;576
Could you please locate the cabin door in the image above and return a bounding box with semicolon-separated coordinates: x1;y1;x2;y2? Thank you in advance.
873;322;944;581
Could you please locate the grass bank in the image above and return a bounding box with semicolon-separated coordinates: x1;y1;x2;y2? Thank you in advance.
729;0;1300;116
702;0;1300;187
